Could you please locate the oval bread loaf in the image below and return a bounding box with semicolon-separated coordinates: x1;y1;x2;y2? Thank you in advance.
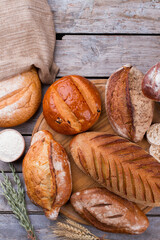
105;65;154;142
23;130;72;220
70;132;160;207
0;68;41;127
43;75;101;135
71;188;149;234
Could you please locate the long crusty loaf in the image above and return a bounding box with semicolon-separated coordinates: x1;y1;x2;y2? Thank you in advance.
71;188;149;234
70;132;160;207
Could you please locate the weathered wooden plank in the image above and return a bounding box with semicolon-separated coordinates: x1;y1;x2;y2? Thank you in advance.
0;213;159;240
0;173;160;215
48;0;160;34
55;35;160;77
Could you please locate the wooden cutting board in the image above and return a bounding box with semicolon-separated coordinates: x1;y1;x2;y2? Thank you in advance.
33;79;160;225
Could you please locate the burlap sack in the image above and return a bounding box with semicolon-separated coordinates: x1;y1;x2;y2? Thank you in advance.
0;0;59;84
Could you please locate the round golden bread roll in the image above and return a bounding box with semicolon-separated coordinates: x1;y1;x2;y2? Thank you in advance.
43;75;101;135
0;68;41;127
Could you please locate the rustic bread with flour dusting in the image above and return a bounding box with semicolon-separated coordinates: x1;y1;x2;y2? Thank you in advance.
105;65;154;142
70;132;160;207
71;188;149;234
0;67;41;127
23;130;72;220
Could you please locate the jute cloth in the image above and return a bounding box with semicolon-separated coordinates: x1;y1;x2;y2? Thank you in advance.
0;0;59;84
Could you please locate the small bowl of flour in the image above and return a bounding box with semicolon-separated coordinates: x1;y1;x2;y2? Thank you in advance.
0;129;25;162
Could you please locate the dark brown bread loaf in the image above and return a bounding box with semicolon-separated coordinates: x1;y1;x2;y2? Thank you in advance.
105;65;154;142
71;188;149;234
142;62;160;101
70;132;160;207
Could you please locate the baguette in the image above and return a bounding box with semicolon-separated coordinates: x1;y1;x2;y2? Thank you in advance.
71;188;149;234
70;132;160;207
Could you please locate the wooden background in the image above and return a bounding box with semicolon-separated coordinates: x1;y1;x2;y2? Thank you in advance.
0;0;160;239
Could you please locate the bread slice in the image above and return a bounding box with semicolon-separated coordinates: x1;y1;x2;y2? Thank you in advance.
147;123;160;146
105;65;154;142
149;145;160;163
70;132;160;207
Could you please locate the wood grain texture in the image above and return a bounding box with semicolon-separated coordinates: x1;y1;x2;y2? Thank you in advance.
0;214;160;240
48;0;160;33
31;79;160;222
55;35;160;77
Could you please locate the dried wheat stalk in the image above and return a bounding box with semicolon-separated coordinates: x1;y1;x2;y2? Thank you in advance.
51;218;110;240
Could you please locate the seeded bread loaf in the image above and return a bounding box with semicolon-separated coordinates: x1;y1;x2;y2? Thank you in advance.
0;68;41;127
23;130;72;220
105;65;154;142
43;75;101;135
70;132;160;207
71;188;149;234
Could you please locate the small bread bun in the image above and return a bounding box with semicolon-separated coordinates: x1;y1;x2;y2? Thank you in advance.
0;68;41;127
149;145;160;163
142;62;160;101
147;123;160;146
43;75;101;135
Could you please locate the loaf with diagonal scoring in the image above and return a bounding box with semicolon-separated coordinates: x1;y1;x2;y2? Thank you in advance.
71;188;149;234
70;132;160;206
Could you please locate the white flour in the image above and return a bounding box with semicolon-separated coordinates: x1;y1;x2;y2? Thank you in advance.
0;130;25;162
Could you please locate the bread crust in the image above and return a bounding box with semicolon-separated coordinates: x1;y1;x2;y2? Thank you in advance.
23;130;72;220
71;188;149;234
105;65;154;142
105;66;135;140
70;132;160;207
0;68;41;127
142;62;160;101
43;75;101;135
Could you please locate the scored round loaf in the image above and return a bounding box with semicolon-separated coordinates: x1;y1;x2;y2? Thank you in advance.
23;130;72;220
43;75;101;135
142;62;160;101
105;65;154;142
71;188;149;234
0;68;41;127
